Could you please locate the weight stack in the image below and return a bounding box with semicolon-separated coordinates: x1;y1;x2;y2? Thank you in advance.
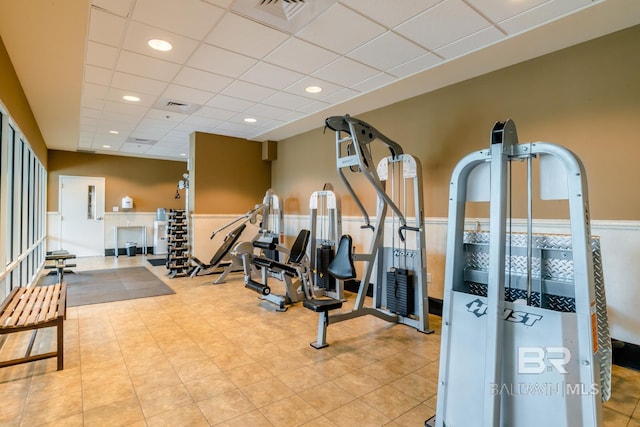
386;268;414;317
315;245;336;291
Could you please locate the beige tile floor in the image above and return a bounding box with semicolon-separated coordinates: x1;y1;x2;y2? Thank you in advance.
0;255;639;426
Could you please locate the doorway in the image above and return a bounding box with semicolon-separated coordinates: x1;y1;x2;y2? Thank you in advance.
59;176;105;256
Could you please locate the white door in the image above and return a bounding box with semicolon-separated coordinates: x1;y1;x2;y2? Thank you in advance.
59;176;105;256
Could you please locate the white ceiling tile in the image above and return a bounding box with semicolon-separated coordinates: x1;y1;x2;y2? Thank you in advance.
106;86;155;107
339;0;441;28
103;100;148;116
466;0;548;24
82;107;102;119
122;21;199;64
130;126;168;140
206;94;254;112
221;80;277;102
500;0;593;35
348;31;427;71
205;12;289;59
296;100;332;114
111;72;168;96
240;62;304;90
91;0;132;17
202;0;233;8
173;67;233;93
116;50;181;81
82;83;109;99
387;53;441;78
313;57;378;87
120;142;152;154
88;8;126;46
84;65;112;86
320;87;359;104
262;91;318;110
161;84;215;105
395;0;491;50
132;0;224;40
80;96;105;111
102;109;144;124
263;37;339;74
244;104;294;121
435;27;505;60
351;73;396;93
191;106;237;121
285;77;344;99
296;4;386;55
145;108;188;123
188;44;258;78
137;117;180;131
86;41;119;69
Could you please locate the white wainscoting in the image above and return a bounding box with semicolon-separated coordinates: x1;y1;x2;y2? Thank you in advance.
47;211;158;254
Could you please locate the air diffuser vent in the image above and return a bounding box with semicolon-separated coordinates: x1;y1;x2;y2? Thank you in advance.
259;0;305;21
153;98;202;114
126;137;156;145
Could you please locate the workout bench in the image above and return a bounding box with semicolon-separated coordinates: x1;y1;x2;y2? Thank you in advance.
0;283;67;370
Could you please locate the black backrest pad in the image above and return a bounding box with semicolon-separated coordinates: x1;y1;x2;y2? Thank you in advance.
209;223;247;265
287;229;311;264
327;235;356;280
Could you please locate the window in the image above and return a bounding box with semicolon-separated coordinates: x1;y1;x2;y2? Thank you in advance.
0;101;47;300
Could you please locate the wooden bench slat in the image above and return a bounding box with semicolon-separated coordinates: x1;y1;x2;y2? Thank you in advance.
17;287;44;326
44;284;61;321
1;288;30;328
0;288;23;327
28;287;49;325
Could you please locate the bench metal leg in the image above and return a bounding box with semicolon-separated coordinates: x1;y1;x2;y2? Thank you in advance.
310;312;330;349
57;318;64;371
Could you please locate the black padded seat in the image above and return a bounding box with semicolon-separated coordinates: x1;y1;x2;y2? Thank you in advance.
287;229;310;264
327;235;356;280
304;298;343;312
209;223;246;265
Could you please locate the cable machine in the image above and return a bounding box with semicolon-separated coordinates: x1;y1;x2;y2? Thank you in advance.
309;183;343;301
306;115;431;349
427;120;611;427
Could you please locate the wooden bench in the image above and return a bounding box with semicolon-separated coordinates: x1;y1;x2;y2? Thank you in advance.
0;283;67;370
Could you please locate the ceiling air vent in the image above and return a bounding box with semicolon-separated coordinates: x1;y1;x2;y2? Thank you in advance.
259;0;305;21
153;98;202;114
126;137;156;145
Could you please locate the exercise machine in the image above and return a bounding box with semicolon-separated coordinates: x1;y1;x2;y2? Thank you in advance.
426;120;611;427
305;114;432;349
190;189;283;282
309;183;344;301
238;229;314;311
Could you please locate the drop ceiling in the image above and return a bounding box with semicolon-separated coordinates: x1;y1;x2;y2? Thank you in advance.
1;0;639;161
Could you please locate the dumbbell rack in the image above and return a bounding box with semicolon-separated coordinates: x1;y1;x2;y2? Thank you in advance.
166;209;189;278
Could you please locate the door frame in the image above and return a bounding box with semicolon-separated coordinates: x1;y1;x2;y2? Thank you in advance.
58;175;105;257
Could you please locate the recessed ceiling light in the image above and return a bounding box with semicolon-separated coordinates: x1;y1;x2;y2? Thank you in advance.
148;39;172;52
123;95;140;102
102;145;111;148
305;86;322;94
244;118;257;123
109;130;119;134
179;153;186;157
